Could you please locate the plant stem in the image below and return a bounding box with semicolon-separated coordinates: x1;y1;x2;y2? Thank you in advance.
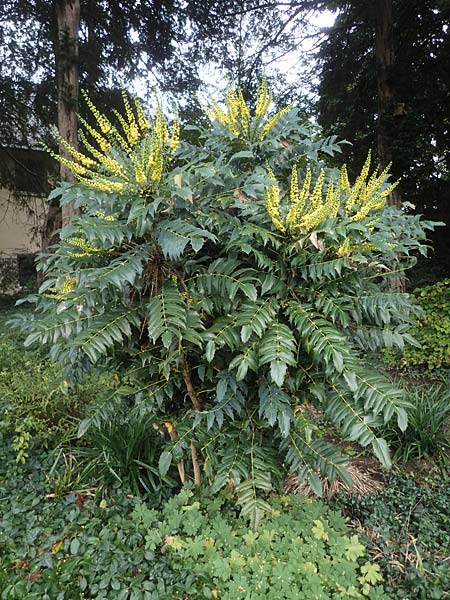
190;442;201;487
180;351;202;411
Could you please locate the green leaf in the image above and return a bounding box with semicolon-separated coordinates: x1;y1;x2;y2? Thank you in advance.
70;538;80;555
371;438;391;469
158;451;172;476
258;321;297;387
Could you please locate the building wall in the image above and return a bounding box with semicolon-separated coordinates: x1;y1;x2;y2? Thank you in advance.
0;188;46;255
0;188;47;293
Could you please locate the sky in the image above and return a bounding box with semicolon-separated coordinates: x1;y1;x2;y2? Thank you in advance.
130;8;337;107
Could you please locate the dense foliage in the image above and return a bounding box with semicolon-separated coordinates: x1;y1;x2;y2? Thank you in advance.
337;472;450;600
0;309;110;463
318;0;450;277
138;488;387;599
380;382;450;466
401;279;450;369
17;81;438;525
0;445;176;600
0;444;387;600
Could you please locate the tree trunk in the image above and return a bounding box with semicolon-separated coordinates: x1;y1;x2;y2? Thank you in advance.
41;0;80;254
374;0;405;291
374;0;399;205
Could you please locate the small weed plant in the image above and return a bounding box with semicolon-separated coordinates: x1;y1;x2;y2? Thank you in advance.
16;79;438;524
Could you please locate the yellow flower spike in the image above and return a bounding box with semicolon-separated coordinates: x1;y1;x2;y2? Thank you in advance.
81;90;113;135
60;276;77;296
128;123;140;146
134;97;149;131
344;151;373;210
364;168;380;201
256;76;272;118
338;165;351;193
324;179;336;217
79;130;107;163
238;89;250;131
328;185;341;219
150;139;164;182
78;177;124;193
114;110;132;141
379;179;399;198
135;166;147;185
310;170;325;210
225;86;240;122
260;105;292;140
155;107;169;143
78;131;127;180
122;89;138;128
207;100;228;127
300;168;312;204
79;116;111;153
45;146;89;179
169;118;180;153
264;169;285;233
286;165;303;228
366;162;393;200
51;130;97;169
290;164;299;205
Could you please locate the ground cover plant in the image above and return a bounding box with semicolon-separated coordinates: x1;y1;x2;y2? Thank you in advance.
336;471;450;600
14;79;439;526
0;442;387;599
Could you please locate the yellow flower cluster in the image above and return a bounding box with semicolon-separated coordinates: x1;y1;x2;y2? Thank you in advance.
67;237;101;257
255;77;272;117
345;152;398;221
264;168;285;233
94;210;115;222
260;105;292;140
60;276;77;295
47;276;77;300
203;78;291;141
264;155;398;235
47;92;180;194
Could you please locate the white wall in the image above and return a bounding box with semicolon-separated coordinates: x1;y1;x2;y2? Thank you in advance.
0;188;47;256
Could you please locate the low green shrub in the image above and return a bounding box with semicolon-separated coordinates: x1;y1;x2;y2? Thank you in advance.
0;443;387;599
0;310;113;461
381;383;450;466
139;488;388;599
73;405;178;499
0;444;176;600
336;472;450;600
402;279;450;369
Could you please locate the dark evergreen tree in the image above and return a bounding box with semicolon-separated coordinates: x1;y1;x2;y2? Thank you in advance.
317;0;450;282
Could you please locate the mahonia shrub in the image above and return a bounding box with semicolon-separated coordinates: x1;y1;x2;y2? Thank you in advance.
18;80;438;526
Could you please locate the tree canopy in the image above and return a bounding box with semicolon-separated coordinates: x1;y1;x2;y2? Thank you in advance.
318;0;450;280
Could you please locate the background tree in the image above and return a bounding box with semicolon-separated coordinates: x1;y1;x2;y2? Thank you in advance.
318;0;450;284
